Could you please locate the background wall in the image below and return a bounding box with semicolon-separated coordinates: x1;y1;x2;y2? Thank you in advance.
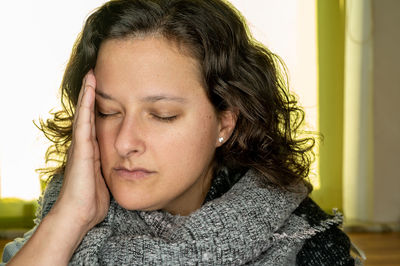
312;0;345;213
372;0;400;224
343;0;400;227
0;0;319;200
0;0;108;199
314;0;400;227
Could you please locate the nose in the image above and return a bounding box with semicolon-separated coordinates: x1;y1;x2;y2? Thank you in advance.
114;116;146;158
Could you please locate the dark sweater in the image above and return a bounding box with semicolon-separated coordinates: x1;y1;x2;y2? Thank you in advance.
295;197;355;265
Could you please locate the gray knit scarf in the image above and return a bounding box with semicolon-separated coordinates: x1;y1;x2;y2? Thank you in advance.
36;169;339;265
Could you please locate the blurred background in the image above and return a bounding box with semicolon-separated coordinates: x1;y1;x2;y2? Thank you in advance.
0;0;399;264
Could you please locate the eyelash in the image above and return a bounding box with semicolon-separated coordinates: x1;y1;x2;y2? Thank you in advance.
96;111;178;123
151;114;178;122
96;111;113;118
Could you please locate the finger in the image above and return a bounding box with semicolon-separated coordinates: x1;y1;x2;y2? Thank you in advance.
73;70;96;131
73;74;88;127
85;69;96;92
68;72;89;163
73;70;96;129
88;69;97;146
91;100;99;159
91;98;103;175
74;72;96;151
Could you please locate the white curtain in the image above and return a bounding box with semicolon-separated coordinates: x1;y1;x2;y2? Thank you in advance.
342;0;374;225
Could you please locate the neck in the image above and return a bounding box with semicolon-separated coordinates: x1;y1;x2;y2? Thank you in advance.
162;165;214;216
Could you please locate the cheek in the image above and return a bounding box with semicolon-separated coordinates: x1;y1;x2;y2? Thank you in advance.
158;113;218;171
95;121;116;164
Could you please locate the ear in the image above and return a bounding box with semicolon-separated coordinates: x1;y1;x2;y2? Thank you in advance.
216;108;238;147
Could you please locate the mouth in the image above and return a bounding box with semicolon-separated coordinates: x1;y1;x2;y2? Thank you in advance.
113;167;156;180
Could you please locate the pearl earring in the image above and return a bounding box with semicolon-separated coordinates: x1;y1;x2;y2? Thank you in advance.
218;137;224;143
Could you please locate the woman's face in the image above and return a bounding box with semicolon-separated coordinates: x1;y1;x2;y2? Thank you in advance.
94;37;229;215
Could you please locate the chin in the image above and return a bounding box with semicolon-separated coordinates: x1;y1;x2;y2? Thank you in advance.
111;189;162;211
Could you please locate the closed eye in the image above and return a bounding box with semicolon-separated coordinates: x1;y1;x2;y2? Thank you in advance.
151;114;178;122
96;111;118;118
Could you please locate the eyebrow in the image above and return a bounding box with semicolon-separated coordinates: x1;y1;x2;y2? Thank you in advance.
95;90;187;103
141;95;187;103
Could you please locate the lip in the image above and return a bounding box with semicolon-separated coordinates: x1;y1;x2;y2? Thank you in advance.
113;167;156;181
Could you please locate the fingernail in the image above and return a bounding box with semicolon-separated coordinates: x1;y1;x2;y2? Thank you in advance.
86;69;96;88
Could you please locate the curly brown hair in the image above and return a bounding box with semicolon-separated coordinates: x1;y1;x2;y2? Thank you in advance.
37;0;315;190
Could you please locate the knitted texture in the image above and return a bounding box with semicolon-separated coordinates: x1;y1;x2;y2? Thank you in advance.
31;169;347;265
295;198;358;265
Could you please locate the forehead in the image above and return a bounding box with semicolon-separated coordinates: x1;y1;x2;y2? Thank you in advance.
94;37;206;99
96;36;202;78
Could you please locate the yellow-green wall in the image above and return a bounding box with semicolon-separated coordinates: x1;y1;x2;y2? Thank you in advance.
311;0;345;212
0;199;37;229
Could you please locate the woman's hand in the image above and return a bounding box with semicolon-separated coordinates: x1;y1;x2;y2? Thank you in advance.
51;69;110;231
8;71;110;265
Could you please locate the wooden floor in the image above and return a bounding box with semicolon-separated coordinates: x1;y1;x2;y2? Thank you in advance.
348;232;400;266
1;233;399;264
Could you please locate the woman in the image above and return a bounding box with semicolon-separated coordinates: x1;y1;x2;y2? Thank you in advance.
2;0;358;265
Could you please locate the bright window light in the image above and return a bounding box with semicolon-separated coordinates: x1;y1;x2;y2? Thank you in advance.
0;0;318;200
0;0;107;200
229;0;319;188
